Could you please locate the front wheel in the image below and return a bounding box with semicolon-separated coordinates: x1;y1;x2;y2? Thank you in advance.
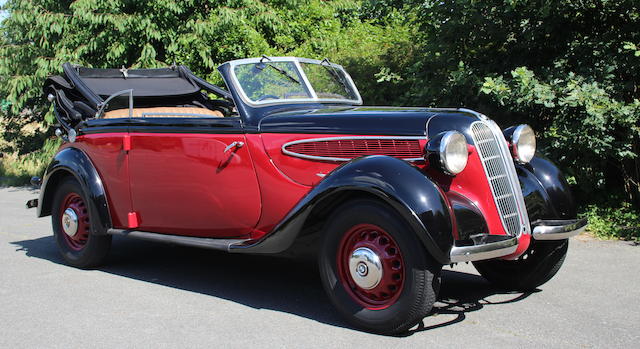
318;199;441;334
473;239;569;291
52;177;112;268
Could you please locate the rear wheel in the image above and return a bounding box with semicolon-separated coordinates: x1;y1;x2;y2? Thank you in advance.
52;177;111;268
473;239;568;291
318;199;441;334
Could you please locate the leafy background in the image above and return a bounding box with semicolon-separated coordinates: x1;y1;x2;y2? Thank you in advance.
0;0;637;239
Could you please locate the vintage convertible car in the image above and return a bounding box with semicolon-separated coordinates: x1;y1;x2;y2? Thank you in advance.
29;56;586;334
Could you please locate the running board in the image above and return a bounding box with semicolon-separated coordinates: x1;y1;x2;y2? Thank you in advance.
107;229;250;252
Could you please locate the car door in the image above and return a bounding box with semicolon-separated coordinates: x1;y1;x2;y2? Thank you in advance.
74;119;132;230
126;116;261;238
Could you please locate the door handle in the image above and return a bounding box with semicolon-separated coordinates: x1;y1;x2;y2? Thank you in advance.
224;141;244;153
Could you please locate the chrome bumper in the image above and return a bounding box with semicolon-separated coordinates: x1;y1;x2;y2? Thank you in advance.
450;235;518;263
449;218;587;263
532;218;588;240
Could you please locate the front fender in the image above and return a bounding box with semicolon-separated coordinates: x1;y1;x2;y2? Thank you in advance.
232;155;454;264
517;155;577;221
38;147;112;235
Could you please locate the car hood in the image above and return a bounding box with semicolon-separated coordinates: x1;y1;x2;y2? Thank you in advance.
258;106;483;139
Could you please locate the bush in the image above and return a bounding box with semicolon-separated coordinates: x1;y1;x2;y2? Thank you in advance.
397;0;640;231
409;0;639;201
480;67;639;206
0;137;59;186
583;202;640;241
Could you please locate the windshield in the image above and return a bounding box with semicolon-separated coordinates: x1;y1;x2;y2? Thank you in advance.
229;57;362;106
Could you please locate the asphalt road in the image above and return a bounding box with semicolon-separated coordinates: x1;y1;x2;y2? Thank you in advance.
0;186;638;348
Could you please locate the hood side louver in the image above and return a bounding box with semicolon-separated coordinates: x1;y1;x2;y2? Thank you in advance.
282;136;424;162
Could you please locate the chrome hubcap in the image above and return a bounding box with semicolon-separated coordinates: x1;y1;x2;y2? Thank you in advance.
348;247;383;290
62;208;79;237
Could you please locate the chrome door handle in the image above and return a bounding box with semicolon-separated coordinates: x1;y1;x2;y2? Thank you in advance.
224;141;244;153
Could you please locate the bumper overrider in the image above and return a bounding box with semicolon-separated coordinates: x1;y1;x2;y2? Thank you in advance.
449;218;587;263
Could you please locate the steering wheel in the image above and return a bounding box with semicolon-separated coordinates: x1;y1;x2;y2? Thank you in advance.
257;94;280;101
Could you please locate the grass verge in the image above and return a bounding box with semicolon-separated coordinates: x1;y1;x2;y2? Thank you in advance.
582;202;640;242
0;138;60;186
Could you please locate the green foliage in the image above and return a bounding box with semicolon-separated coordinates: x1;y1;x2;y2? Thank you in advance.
481;67;640;198
1;0;638;238
0;137;60;186
0;0;409;157
583;202;640;241
399;0;640;211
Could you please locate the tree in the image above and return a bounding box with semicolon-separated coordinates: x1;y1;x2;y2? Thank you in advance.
399;0;640;207
0;0;408;153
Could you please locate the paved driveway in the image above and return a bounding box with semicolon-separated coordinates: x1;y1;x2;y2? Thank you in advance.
0;186;638;348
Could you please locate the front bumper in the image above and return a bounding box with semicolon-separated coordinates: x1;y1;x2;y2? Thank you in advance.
531;218;588;240
450;235;518;263
449;218;587;263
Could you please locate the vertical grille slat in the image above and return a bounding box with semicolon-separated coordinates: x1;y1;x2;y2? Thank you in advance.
471;122;524;236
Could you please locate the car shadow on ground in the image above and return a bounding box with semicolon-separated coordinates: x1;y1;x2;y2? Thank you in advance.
12;235;535;335
401;271;537;336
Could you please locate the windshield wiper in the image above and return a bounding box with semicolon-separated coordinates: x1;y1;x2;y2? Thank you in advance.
256;56;300;84
320;58;351;95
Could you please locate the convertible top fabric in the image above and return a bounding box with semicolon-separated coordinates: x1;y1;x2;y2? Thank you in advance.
43;63;232;129
79;77;200;98
75;67;200;98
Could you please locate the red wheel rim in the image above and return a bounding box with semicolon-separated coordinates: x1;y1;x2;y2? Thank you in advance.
337;223;405;310
59;193;90;250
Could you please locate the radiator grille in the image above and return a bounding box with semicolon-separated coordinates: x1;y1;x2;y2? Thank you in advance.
283;137;423;161
471;122;522;236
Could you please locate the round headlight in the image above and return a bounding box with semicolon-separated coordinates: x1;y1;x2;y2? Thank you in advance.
439;131;469;175
512;124;536;163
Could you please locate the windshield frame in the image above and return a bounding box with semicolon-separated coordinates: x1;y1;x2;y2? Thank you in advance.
226;56;363;107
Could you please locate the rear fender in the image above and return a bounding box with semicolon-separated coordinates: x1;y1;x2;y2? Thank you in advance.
231;155;454;264
38;147;112;235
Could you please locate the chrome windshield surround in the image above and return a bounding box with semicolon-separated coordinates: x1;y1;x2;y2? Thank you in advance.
470;119;531;237
282;136;425;162
226;56;363;107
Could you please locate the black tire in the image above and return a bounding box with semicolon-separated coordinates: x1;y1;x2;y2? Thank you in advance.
473;239;569;291
318;199;441;334
52;177;111;268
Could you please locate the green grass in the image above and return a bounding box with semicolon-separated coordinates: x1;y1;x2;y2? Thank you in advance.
0;138;60;186
582;202;640;242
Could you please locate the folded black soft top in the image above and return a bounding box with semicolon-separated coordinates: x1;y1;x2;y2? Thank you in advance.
44;63;230;108
74;66;201;98
43;63;232;131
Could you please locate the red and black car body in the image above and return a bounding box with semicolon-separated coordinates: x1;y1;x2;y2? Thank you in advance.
32;57;586;334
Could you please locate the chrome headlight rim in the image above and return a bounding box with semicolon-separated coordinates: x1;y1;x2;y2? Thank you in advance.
511;124;536;163
438;131;469;175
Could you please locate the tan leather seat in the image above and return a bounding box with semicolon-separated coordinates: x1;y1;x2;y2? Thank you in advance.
103;106;224;119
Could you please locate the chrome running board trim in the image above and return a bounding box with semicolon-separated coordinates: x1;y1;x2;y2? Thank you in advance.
107;229;250;252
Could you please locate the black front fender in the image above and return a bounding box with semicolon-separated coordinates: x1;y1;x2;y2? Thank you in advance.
232;156;454;264
517;155;577;221
38;147;112;235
